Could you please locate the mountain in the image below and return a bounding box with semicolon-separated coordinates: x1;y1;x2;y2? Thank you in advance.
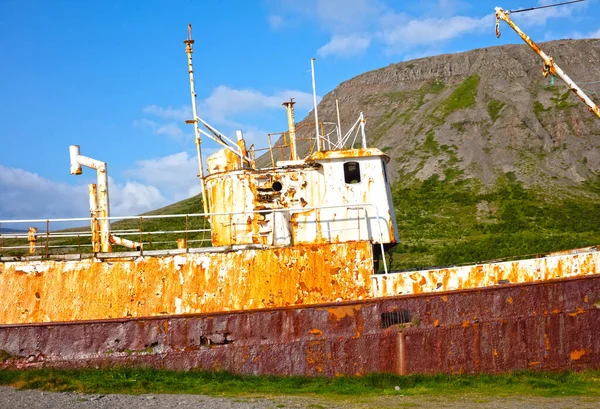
286;39;600;190
274;39;600;269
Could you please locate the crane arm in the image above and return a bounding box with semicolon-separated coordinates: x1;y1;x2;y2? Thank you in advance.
495;6;600;119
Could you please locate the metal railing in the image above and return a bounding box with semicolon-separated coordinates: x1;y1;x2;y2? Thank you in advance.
0;203;390;273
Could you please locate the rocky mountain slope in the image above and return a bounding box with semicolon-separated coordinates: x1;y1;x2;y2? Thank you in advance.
290;39;600;190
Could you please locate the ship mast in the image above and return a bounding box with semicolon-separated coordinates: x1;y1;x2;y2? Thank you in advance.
184;24;209;214
495;5;600;119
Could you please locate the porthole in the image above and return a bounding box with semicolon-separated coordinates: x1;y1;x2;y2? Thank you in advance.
272;181;283;192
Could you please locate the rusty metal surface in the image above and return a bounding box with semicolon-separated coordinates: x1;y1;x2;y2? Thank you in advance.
0;241;373;324
373;249;600;296
1;275;599;375
205;154;397;247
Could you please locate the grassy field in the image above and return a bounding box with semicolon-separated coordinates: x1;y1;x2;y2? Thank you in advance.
390;172;600;271
0;368;599;398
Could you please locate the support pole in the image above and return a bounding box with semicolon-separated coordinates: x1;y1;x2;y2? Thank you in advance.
282;98;298;160
88;183;100;253
184;24;210;214
359;112;367;148
335;98;342;147
311;58;321;151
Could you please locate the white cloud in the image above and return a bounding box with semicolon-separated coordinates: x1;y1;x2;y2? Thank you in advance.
122;152;201;202
200;86;318;122
108;178;168;216
378;13;491;53
268;15;284;30
155;123;186;139
133;118;189;140
317;34;371;58
0;165;87;220
565;27;600;39
140;87;318;128
0;165;168;221
515;0;587;27
142;105;190;121
269;0;590;58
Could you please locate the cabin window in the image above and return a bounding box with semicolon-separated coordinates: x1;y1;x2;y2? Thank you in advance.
344;161;361;184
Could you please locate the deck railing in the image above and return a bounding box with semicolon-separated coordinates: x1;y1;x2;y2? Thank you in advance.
0;203;389;272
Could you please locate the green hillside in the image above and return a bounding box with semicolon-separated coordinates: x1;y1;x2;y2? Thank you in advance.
390;172;600;270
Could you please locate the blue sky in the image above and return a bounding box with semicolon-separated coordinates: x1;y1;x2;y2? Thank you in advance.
1;0;598;220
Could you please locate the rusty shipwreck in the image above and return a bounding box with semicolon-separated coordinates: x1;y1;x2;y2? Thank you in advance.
1;19;600;376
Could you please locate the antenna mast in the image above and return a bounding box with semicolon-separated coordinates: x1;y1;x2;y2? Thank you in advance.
184;24;209;214
495;4;599;119
310;58;321;151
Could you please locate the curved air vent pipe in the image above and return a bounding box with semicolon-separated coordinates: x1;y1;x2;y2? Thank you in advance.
69;145;141;252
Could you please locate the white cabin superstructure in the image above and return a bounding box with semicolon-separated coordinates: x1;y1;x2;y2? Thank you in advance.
204;147;398;248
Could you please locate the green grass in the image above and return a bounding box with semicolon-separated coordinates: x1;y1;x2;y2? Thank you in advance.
429;75;479;126
0;369;599;397
487;99;505;122
422;130;440;156
533;100;549;116
551;89;578;110
391;172;600;270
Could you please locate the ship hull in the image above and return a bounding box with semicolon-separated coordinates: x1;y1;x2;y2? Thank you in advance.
2;274;599;376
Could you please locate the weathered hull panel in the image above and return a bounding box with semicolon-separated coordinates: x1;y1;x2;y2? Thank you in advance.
372;249;600;296
0;242;373;324
2;275;599;375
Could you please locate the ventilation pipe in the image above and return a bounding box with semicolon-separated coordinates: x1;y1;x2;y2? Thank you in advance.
282;98;298;160
70;145;142;252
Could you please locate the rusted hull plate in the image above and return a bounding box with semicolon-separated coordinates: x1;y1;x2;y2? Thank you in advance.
373;249;600;296
398;309;600;375
0;242;373;324
1;275;599;375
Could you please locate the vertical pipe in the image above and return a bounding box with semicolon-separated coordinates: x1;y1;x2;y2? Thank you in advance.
88;183;100;253
267;134;275;167
96;164;111;252
283;99;297;160
360;112;367;148
45;219;49;259
184;24;209;214
311;58;321;151
335;98;342;147
185;214;189;251
28;227;37;255
139;217;143;256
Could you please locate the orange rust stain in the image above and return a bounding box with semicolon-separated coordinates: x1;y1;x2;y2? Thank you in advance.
327;305;359;320
570;349;586;361
544;332;550;351
462;321;470;328
0;241;374;324
441;296;448;302
506;297;513;304
584;295;589;303
309;328;323;337
529;361;540;366
433;319;440;327
372;248;600;297
493;349;498;357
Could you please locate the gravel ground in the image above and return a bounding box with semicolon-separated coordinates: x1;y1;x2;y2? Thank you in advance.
1;386;598;408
